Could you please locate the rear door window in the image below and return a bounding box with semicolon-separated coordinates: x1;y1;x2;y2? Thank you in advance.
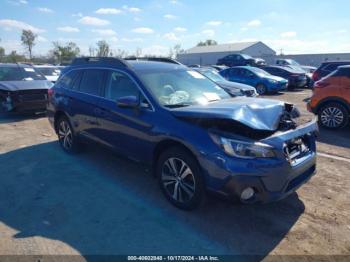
79;69;105;96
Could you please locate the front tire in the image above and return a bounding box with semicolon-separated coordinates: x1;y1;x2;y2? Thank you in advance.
57;116;81;153
318;102;349;129
256;84;267;95
156;147;205;210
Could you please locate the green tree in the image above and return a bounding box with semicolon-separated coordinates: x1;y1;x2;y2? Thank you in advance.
21;30;37;60
0;47;5;61
196;39;218;47
52;41;80;64
6;51;25;63
96;40;110;57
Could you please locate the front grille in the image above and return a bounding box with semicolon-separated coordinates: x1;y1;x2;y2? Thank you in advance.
17;90;48;102
283;135;311;163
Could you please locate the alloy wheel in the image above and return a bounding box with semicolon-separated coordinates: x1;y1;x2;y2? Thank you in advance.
161;157;196;203
320;106;344;128
58;120;73;149
256;85;266;95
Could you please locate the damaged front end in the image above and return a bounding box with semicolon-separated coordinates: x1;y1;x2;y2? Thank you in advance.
171;98;318;203
0;90;14;112
172;98;308;140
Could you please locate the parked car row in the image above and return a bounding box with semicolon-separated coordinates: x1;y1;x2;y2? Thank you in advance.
34;65;64;83
216;55;316;90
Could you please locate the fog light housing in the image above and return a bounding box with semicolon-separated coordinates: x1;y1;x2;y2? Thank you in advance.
241;187;255;201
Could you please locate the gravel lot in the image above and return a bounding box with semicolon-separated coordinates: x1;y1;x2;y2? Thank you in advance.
0;89;349;258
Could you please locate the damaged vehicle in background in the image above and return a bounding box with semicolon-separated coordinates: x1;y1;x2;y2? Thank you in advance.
193;67;258;97
0;63;53;112
48;57;318;210
34;65;63;83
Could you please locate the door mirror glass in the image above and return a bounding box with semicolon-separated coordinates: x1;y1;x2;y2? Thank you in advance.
116;96;139;108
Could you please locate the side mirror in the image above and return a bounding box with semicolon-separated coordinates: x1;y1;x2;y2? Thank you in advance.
116;96;139;108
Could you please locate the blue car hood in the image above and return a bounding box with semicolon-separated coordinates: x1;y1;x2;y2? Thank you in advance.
216;80;255;92
0;80;52;92
265;75;287;82
171;97;286;131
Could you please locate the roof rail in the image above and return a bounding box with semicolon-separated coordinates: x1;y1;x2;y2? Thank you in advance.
124;56;182;65
71;57;129;68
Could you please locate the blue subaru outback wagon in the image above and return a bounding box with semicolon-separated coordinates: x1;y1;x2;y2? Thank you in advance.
47;57;318;210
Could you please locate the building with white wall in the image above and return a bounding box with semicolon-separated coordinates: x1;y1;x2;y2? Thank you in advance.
177;41;276;66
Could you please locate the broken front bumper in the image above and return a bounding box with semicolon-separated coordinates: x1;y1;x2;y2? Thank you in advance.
201;118;318;203
0;90;48;112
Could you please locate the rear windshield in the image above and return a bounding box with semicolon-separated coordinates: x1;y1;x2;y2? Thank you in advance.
0;66;46;81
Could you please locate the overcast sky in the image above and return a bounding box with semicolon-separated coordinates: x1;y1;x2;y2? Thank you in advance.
0;0;349;56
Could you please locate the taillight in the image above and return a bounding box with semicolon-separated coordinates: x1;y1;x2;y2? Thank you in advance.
48;88;54;98
312;71;319;81
314;81;329;88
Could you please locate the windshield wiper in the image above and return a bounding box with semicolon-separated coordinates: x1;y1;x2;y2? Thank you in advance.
164;103;192;108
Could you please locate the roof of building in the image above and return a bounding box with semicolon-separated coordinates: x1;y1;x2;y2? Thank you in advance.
184;41;261;54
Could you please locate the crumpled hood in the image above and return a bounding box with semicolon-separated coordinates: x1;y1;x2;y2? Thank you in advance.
171;97;287;131
0;80;53;92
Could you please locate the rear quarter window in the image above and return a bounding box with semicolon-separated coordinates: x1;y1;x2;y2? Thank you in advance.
56;70;80;89
79;69;105;96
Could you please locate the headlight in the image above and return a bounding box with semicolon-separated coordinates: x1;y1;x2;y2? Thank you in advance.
210;134;276;159
268;79;277;84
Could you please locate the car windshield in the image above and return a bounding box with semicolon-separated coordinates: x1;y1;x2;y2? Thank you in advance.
241;54;252;59
137;69;230;107
36;67;61;76
0;66;46;81
286;59;301;66
197;69;225;82
249;67;271;77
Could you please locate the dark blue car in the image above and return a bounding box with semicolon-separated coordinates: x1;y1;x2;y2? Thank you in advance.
48;57;318;210
219;66;288;95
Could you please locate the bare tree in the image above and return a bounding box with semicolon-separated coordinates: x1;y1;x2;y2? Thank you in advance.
114;49;128;58
21;30;37;60
0;38;5;62
135;47;142;57
96;40;110;57
89;46;96;57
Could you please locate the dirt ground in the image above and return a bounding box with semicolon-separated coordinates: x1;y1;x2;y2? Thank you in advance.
0;89;349;259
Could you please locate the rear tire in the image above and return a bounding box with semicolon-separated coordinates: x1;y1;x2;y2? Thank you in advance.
318;102;349;129
256;84;267;95
156;147;205;210
56;116;81;153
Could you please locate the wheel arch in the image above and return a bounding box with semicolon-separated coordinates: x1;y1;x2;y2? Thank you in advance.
152;139;199;177
53;110;69;133
315;97;350;114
